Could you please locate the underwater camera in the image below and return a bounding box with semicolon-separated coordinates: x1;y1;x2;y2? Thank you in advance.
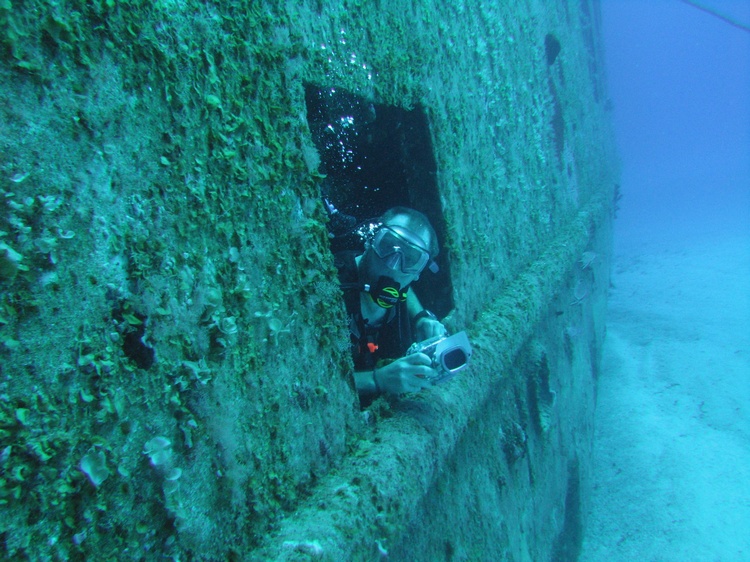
406;331;473;385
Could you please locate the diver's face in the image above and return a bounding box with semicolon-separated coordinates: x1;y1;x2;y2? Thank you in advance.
362;219;432;287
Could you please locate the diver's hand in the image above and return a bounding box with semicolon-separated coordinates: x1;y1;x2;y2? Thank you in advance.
374;353;435;394
414;317;447;341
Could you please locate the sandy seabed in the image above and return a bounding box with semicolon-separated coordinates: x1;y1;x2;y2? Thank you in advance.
580;230;750;562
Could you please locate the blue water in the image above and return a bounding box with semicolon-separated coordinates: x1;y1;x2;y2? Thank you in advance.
581;2;750;560
603;0;750;252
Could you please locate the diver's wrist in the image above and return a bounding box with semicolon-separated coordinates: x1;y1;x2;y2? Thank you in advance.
413;309;437;324
372;368;381;393
354;370;380;396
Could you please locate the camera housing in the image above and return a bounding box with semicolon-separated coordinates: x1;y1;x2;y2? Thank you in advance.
407;331;472;384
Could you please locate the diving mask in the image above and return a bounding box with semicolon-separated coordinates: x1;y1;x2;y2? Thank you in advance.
371;225;433;274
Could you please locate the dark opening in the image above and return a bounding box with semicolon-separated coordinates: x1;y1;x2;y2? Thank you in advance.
123;330;155;370
114;306;155;370
551;460;583;561
304;85;454;317
545;33;562;66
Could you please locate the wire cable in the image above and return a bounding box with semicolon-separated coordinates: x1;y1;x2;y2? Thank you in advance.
679;0;750;34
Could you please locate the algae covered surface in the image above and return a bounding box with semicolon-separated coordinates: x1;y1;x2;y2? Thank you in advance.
0;0;615;559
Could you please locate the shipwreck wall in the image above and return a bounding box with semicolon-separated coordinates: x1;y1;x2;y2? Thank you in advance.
0;0;616;560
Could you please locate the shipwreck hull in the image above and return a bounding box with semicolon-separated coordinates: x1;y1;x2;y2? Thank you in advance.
0;1;616;560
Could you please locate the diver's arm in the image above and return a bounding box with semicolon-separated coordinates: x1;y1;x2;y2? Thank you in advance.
405;290;425;319
406;291;446;340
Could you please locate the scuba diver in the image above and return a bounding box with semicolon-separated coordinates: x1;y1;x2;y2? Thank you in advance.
333;206;449;400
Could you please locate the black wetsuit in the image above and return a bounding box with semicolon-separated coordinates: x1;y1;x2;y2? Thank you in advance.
334;251;412;371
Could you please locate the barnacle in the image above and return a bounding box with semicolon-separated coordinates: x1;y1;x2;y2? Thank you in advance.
0;242;24;281
218;316;238;335
144;436;172;467
79;450;110;487
570;279;589;306
579;250;598;270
